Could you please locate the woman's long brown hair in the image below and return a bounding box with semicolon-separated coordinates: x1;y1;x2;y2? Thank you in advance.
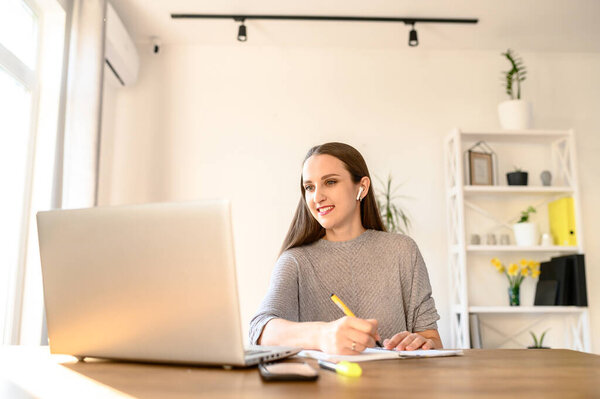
279;142;386;255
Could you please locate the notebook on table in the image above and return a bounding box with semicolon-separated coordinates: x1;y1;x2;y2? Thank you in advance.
298;348;464;363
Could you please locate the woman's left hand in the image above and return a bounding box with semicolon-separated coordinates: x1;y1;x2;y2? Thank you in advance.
383;331;437;351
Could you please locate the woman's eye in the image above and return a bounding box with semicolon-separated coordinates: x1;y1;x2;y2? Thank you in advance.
304;185;314;191
326;180;336;185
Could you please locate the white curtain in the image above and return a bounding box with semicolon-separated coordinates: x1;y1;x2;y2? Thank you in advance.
61;0;106;209
36;0;106;345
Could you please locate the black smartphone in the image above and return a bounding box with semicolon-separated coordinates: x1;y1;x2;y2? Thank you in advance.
258;362;319;381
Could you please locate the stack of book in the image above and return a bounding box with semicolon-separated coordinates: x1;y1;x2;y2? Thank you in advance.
534;254;587;306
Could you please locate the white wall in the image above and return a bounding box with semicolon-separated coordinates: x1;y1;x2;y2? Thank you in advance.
98;44;600;352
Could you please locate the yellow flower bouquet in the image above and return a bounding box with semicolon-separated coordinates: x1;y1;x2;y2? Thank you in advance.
491;258;541;306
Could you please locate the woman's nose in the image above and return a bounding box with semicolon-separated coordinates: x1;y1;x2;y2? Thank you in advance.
313;186;326;203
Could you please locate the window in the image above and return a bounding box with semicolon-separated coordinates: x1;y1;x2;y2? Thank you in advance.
0;0;38;69
0;0;38;344
0;0;66;344
0;67;34;343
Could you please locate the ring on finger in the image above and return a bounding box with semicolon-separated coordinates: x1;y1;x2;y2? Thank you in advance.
351;341;356;351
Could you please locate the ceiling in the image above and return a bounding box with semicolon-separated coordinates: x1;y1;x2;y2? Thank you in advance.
109;0;600;52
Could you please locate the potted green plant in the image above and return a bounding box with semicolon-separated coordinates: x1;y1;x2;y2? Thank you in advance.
528;329;550;349
507;166;528;186
513;206;538;246
498;49;532;129
375;175;410;234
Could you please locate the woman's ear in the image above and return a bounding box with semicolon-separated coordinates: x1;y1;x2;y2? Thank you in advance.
358;176;371;201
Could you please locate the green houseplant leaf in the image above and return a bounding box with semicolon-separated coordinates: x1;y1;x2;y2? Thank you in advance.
539;329;549;347
501;49;527;100
529;329;550;348
518;206;536;223
376;175;411;235
529;331;539;347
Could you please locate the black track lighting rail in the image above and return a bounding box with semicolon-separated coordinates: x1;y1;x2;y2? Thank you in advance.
171;14;477;46
170;14;478;25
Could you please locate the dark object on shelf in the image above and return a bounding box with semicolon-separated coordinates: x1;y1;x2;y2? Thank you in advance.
536;259;570;305
469;313;482;349
557;254;588;306
540;170;552;186
534;254;587;306
573;255;588;306
533;280;558;305
527;346;550;349
507;171;528;185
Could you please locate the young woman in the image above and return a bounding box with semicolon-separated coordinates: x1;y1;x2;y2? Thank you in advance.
249;142;442;354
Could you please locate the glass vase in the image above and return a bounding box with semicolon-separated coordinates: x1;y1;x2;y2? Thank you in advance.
508;285;520;306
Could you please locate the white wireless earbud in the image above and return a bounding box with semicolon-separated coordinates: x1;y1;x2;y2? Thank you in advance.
356;187;364;201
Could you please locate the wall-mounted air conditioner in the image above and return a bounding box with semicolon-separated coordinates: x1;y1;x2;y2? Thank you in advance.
105;3;139;86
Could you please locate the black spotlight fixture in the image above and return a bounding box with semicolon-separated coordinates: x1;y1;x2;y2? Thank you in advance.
408;23;418;47
237;18;247;42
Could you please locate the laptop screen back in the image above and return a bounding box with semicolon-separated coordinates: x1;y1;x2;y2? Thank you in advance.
37;200;247;366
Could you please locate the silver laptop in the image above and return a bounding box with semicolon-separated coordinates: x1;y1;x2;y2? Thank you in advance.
36;199;300;367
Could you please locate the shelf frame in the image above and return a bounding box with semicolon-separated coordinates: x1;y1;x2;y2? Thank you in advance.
459;129;571;143
444;129;470;348
464;245;581;253
444;128;590;352
463;186;575;194
468;306;587;314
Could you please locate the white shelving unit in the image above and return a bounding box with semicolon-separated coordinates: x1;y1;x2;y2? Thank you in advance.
444;128;591;352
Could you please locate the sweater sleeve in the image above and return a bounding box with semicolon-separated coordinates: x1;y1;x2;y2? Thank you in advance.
406;239;440;332
248;251;300;345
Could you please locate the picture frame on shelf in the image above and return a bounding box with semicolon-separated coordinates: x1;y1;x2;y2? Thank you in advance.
469;152;493;185
464;141;498;185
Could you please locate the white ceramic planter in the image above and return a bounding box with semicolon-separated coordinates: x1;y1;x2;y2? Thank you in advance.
513;222;539;246
498;100;533;129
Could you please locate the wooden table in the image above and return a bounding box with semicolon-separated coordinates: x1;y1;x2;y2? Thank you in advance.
1;346;599;398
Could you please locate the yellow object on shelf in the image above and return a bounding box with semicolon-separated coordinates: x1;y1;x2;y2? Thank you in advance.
548;197;577;246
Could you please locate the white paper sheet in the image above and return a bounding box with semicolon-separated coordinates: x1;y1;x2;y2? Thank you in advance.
297;348;464;363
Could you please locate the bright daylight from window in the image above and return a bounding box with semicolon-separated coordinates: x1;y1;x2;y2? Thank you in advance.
0;0;38;343
0;68;32;342
0;0;38;69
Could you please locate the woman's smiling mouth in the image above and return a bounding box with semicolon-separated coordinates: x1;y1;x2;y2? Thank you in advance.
317;205;335;216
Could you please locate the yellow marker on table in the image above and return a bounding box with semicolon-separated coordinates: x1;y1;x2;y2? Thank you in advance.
330;293;383;348
318;360;362;378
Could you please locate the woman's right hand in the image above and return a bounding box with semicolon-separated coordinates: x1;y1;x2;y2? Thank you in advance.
318;316;381;354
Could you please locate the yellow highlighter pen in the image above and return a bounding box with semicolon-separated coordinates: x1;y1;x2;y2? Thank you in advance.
318;360;362;378
330;293;356;317
330;293;383;348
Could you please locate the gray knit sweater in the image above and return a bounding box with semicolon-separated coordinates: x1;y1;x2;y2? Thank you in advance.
249;229;440;345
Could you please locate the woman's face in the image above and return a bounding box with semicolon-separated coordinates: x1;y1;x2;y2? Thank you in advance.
302;154;363;231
